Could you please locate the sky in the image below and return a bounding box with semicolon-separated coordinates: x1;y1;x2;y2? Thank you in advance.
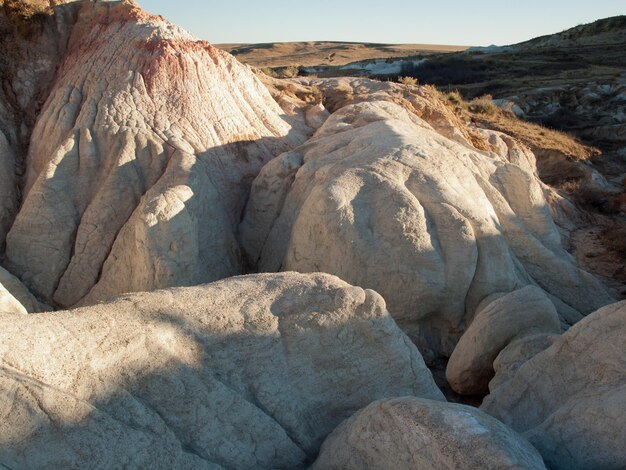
139;0;625;46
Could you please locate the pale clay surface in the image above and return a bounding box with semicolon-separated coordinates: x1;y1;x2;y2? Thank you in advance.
482;300;626;470
0;272;444;469
312;397;547;470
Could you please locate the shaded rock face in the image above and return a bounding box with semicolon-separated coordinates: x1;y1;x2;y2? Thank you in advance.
0;272;443;469
312;397;547;470
482;301;626;470
0;1;80;249
1;1;311;308
241;97;613;360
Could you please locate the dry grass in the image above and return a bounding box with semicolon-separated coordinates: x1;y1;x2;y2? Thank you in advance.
437;88;598;161
398;76;418;86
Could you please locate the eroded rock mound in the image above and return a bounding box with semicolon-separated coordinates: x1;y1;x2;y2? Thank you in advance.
2;0;312;308
241;97;613;360
0;272;443;469
312;397;546;470
482;300;626;470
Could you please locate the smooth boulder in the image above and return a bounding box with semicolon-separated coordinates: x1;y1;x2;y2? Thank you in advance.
0;272;443;469
0;266;47;314
446;286;561;395
482;300;626;470
312;397;546;470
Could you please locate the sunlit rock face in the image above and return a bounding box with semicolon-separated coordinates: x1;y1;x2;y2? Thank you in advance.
482;300;626;470
2;1;311;308
241;97;613;361
0;272;443;469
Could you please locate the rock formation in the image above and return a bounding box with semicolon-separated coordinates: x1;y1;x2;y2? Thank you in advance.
0;272;443;469
241;89;614;360
0;3;623;469
312;397;547;469
1;0;312;308
482;300;626;470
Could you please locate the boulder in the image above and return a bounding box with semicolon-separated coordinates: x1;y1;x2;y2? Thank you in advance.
446;286;561;395
489;333;555;392
0;266;48;313
3;1;312;307
312;397;546;470
481;300;626;470
0;272;443;469
241;97;613;360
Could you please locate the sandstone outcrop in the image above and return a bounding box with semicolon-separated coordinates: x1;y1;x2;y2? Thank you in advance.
0;272;443;469
312;397;547;470
482;300;626;470
241;96;613;360
2;1;312;308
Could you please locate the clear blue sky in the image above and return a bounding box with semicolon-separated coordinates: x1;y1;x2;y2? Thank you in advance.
139;0;625;46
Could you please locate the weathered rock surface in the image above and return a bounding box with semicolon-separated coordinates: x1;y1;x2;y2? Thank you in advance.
0;272;443;469
2;1;312;308
241;96;613;360
482;300;626;470
0;266;47;313
312;397;547;470
446;286;561;395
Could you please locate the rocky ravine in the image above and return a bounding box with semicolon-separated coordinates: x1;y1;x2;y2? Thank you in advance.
0;1;624;469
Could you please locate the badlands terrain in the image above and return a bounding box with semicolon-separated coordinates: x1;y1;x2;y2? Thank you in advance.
0;0;624;469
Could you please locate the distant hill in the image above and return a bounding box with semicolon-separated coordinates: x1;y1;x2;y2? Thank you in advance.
216;41;468;68
512;15;626;49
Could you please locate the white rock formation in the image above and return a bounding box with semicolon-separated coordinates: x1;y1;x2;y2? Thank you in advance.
0;272;443;469
312;397;547;470
446;286;561;395
481;300;626;470
2;1;312;308
241;97;613;360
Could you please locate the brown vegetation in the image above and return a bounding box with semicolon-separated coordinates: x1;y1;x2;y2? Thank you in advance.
0;0;54;19
438;89;598;161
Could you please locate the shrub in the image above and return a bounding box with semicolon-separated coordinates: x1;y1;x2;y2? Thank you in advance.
468;95;497;115
398;76;418;86
446;90;463;106
1;0;53;19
